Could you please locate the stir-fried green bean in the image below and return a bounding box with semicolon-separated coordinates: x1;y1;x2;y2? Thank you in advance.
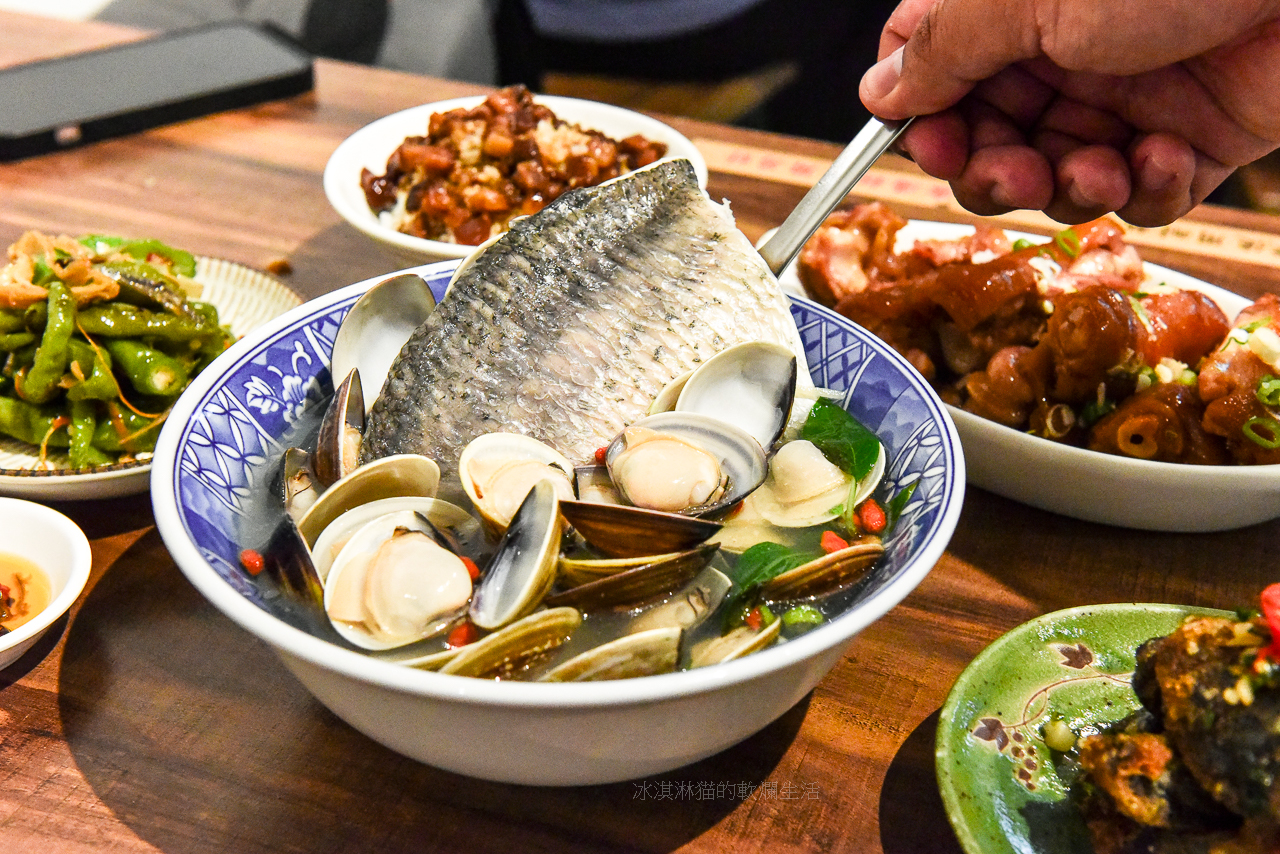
104;339;190;397
18;280;76;405
65;340;120;401
68;399;112;468
0;231;235;468
0;395;69;448
77;303;213;340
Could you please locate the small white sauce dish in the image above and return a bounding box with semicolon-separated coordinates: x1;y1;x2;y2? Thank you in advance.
0;498;92;671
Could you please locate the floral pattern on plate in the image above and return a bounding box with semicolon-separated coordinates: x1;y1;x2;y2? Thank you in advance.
937;603;1227;854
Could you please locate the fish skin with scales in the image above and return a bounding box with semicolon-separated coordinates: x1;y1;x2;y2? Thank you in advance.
360;158;806;489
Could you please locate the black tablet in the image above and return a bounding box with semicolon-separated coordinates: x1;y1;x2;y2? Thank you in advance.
0;21;314;161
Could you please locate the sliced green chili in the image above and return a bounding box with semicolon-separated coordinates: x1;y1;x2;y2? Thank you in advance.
781;604;825;637
118;239;197;277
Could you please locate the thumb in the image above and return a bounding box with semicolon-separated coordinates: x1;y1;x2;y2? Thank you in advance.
860;0;1040;119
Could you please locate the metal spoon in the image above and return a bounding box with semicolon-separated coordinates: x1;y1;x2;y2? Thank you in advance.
757;116;913;277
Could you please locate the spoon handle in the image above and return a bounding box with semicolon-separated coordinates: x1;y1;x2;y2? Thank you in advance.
757;116;914;277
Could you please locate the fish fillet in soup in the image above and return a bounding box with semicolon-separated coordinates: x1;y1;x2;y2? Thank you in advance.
361;158;806;486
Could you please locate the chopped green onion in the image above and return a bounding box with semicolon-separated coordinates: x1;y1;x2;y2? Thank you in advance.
1080;398;1116;427
1258;375;1280;407
1242;416;1280;449
1054;228;1082;259
1011;238;1035;251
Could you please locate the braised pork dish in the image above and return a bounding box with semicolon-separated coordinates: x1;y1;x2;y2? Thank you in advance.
798;204;1280;465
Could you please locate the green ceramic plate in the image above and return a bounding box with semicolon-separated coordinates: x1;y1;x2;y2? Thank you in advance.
935;603;1228;854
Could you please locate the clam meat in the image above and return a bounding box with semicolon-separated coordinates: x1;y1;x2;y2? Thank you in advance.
324;510;473;650
604;411;768;516
748;439;853;528
245;325;901;683
459;433;575;534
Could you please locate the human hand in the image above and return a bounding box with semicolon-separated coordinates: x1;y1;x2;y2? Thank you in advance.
859;0;1280;226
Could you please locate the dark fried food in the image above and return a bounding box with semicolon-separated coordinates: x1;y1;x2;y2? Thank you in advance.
1073;602;1280;853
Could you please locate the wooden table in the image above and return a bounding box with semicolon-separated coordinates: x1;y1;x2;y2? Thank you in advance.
3;11;1279;853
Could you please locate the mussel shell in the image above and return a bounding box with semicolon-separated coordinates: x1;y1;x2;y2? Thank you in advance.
673;341;797;450
469;479;562;630
313;368;365;488
688;618;782;668
330;273;437;414
439;606;581;679
604;411;768;516
539;626;682;682
296;453;441;547
545;544;719;610
759;536;885;600
558;498;722;559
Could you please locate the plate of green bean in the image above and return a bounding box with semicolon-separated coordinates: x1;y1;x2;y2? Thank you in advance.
0;233;301;499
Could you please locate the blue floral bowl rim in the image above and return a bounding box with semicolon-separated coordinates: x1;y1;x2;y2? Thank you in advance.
150;260;966;708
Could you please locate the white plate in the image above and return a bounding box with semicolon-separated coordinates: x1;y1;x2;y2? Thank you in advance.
774;220;1277;532
0;257;301;500
323;95;709;263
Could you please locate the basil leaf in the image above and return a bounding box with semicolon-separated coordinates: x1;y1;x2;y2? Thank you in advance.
722;541;820;628
885;480;918;530
800;397;881;479
731;542;818;590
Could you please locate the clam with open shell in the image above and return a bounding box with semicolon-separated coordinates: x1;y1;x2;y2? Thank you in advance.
249;326;898;683
459;432;575;535
604;411;768;516
324;509;474;650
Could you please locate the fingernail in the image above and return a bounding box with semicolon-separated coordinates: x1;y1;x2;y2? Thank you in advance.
862;47;904;101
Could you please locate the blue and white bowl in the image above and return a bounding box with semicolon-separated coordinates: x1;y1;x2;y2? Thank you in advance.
150;262;965;785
